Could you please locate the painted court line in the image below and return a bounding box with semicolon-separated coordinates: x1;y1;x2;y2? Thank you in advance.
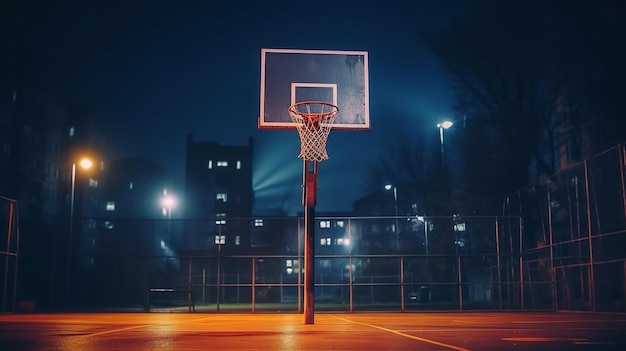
454;318;626;324
329;315;471;351
81;315;221;337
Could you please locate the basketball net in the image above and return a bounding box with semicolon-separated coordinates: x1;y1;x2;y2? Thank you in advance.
288;101;339;162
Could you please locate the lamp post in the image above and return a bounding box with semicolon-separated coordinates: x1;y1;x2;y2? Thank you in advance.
437;120;453;166
215;234;225;312
66;157;93;305
384;184;399;252
160;191;177;239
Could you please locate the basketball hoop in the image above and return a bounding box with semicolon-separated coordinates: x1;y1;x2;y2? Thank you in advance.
288;101;339;162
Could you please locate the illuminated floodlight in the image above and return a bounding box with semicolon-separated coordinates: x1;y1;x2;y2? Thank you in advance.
437;120;453;129
78;158;93;170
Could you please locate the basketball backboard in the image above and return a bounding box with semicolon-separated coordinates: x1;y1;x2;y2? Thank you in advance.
259;48;370;130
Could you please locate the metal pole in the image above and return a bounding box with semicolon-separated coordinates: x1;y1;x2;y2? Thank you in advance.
457;245;463;311
2;200;13;312
12;202;19;313
495;216;502;310
583;160;596;312
216;242;221;312
303;160;317;324
393;186;399;252
439;126;445;166
400;256;405;312
348;218;353;312
519;215;524;310
297;220;302;313
547;180;557;310
424;217;430;285
66;163;76;306
187;257;192;312
616;144;626;232
251;256;256;313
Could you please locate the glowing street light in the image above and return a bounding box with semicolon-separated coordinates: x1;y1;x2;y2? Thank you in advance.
160;191;177;219
437;121;453;166
66;157;93;305
160;190;177;242
384;184;399;252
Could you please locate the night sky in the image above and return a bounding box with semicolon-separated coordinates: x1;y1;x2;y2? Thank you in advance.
8;0;464;214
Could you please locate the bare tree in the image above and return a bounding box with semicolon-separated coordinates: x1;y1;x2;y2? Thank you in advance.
426;0;626;214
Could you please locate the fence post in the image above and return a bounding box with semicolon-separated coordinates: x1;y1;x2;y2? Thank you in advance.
495;216;502;310
188;257;192;312
583;160;597;312
400;256;405;312
251;256;256;313
547;183;556;310
618;144;626;235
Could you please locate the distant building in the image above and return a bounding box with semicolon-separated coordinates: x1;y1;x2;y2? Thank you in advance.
184;136;254;253
0;75;109;307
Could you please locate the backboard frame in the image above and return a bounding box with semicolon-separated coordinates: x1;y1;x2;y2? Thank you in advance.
259;48;370;131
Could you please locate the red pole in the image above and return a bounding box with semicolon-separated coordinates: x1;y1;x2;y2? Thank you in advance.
303;160;318;324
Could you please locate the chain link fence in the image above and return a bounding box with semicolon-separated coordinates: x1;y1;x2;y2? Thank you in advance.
504;143;626;312
12;145;625;313
61;214;534;312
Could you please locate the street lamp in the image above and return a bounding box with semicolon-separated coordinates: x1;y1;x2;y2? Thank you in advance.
215;234;225;312
66;157;93;305
160;191;177;238
384;184;399;252
436;120;453;166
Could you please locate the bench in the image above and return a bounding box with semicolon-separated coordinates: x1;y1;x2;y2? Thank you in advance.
146;288;195;312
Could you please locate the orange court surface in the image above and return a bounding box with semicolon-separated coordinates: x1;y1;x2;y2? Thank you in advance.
1;311;626;350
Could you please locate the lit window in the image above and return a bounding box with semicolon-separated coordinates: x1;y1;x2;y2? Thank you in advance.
320;238;326;245
215;219;226;225
216;213;226;218
254;219;264;227
215;235;225;244
235;235;240;245
216;193;227;202
236;161;241;169
217;161;228;167
104;221;114;229
129;182;133;190
337;221;344;228
89;178;98;188
208;160;213;169
69;127;74;137
320;220;331;228
105;202;115;211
